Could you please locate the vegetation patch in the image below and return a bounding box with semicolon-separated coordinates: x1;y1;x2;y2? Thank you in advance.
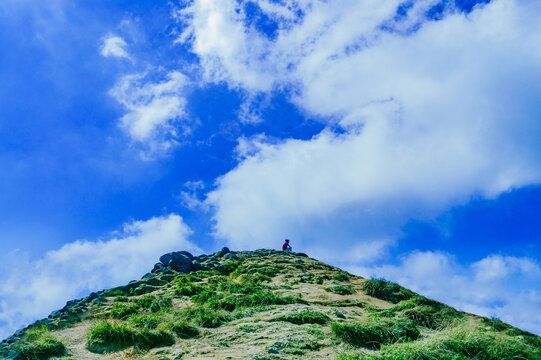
333;273;350;282
128;314;160;330
86;321;174;353
339;328;541;360
325;285;354;295
332;318;420;349
110;303;139;319
181;307;232;328
362;279;415;304
274;310;330;325
190;278;303;311
169;322;200;339
12;326;66;360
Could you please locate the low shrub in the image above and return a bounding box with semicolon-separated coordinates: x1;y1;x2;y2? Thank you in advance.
149;297;172;313
13;327;66;360
86;321;174;353
346;328;541;360
134;295;157;309
129;314;160;330
182;307;232;328
325;285;354;296
332;318;420;349
481;317;510;332
275;310;330;325
110;303;138;319
362;279;415;304
175;283;204;296
333;273;350;282
169;322;200;338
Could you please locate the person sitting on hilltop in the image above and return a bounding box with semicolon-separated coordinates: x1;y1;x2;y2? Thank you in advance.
282;239;292;251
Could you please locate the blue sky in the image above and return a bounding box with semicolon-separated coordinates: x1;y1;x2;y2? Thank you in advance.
1;0;540;338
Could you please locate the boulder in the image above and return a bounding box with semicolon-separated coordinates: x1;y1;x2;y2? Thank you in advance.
141;272;156;280
191;260;202;271
159;253;173;266
152;262;165;273
215;247;230;257
177;251;194;261
169;252;192;272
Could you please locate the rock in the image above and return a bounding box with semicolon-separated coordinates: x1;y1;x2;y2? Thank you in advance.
48;310;64;319
191;260;202;271
109;280;143;294
91;298;101;305
141;272;156;280
152;262;165;273
169;252;192;272
296;252;308;257
215;247;230;257
86;292;99;302
159;253;173;266
195;254;208;262
134;284;159;295
177;251;194;261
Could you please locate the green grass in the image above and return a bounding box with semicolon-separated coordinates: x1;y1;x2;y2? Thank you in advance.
342;328;541;360
362;279;415;304
325;285;354;295
333;273;350;282
181;307;233;328
110;302;139;319
189;278;303;311
168;321;200;338
128;314;160;329
481;317;510;332
274;310;330;325
12;326;66;360
86;321;174;353
332;318;420;349
390;297;461;329
175;283;204;296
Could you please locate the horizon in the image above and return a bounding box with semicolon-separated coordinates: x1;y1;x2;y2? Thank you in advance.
1;0;540;338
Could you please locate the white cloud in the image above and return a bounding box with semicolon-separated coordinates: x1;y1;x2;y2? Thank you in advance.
100;35;132;61
0;214;199;340
186;0;541;256
110;70;192;158
347;251;541;335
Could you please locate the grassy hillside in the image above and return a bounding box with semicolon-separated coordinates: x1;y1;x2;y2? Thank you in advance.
1;249;539;359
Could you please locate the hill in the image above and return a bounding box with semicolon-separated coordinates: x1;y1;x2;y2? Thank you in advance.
1;249;540;359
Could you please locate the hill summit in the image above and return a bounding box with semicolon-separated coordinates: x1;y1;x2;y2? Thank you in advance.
1;249;540;359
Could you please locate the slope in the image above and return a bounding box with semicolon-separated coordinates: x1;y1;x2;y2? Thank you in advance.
1;249;540;360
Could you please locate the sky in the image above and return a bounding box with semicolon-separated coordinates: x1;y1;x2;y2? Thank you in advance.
0;0;540;338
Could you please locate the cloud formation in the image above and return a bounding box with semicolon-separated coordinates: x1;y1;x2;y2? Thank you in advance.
181;0;541;256
110;70;192;157
0;214;198;339
348;251;541;335
100;35;132;61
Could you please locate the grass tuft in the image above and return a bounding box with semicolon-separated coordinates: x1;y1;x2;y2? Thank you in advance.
274;310;330;325
363;279;415;304
169;322;200;339
13;326;66;360
332;318;420;349
86;321;174;353
325;285;354;296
